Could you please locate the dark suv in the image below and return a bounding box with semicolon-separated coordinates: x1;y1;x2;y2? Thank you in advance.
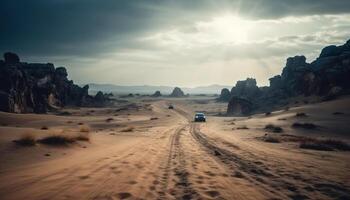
194;113;206;122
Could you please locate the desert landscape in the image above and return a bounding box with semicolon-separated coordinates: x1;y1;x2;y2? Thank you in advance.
1;1;350;200
0;95;350;200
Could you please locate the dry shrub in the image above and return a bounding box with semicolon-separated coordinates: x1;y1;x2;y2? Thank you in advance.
295;112;307;117
333;112;344;115
13;133;36;146
300;139;350;151
79;125;90;133
106;118;114;122
264;124;283;133
150;117;159;120
41;126;49;130
38;134;75;145
236;126;249;130
121;126;134;132
75;132;90;141
263;136;280;143
292;122;317;129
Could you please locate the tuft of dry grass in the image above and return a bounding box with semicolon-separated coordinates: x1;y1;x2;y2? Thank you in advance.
263;135;280;143
75;132;90;141
295;112;307;117
300;139;350;151
106;118;114;123
236;126;249;130
38;135;75;145
13;134;36;146
121;126;134;132
292;122;317;129
79;125;90;133
333;112;344;115
264;124;283;133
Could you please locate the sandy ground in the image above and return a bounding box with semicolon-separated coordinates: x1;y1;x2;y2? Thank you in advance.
0;96;349;200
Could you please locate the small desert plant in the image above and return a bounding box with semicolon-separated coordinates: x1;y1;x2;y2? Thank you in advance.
263;135;280;143
38;135;75;145
150;117;158;120
236;126;249;130
121;126;134;132
106;118;114;122
75;133;90;141
58;111;72;116
278;118;287;121
41;126;49;130
264;124;283;133
333;112;344;115
79;125;90;133
300;142;332;151
13;134;36;146
292;122;317;129
295;112;307;117
321;139;350;151
78;122;84;125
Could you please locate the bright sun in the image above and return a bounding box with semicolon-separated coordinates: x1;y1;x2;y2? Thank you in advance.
197;14;251;44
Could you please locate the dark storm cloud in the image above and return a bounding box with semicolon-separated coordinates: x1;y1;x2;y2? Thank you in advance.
1;0;350;57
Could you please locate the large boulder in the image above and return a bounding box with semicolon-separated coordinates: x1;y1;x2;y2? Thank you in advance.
227;97;253;116
170;87;185;97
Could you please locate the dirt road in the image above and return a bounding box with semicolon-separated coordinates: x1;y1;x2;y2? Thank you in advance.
0;100;349;200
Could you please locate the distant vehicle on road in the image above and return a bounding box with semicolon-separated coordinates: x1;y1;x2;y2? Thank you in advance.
168;105;174;109
194;113;206;122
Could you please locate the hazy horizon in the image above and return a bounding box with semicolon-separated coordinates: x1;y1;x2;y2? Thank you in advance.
2;0;350;87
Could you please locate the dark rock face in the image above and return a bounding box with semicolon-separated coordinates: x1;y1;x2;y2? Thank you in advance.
226;39;350;115
227;97;253;116
217;88;231;102
170;87;185;97
231;78;261;101
0;52;111;113
152;91;162;97
4;52;20;64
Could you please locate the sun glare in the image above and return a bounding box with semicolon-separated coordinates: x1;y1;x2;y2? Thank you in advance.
198;14;251;44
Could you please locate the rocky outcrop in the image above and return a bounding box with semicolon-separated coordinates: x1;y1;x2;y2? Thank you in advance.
231;78;261;101
152;91;162;97
227;97;253;116
217;88;231;102
226;39;350;115
169;87;185;97
0;52;111;113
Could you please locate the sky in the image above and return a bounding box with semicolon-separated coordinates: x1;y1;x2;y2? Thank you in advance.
1;0;350;87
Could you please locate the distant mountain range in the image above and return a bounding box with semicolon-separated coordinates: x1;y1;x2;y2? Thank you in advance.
85;83;231;95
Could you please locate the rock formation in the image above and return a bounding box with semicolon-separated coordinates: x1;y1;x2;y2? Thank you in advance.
0;52;111;113
169;87;185;97
217;88;231;102
227;39;350;115
227;97;253;116
152;91;162;97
